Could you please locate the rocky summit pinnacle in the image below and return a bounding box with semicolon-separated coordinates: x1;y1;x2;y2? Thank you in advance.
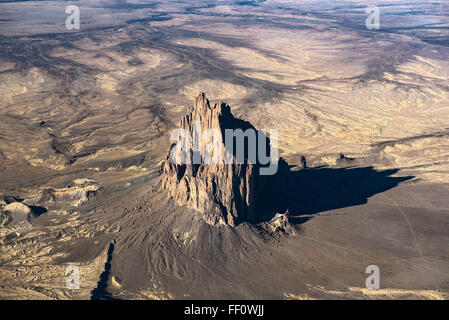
161;93;285;227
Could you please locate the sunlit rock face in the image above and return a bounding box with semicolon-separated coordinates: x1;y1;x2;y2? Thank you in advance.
162;93;284;226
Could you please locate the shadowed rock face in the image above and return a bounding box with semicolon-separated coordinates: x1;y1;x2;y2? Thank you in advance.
161;93;283;226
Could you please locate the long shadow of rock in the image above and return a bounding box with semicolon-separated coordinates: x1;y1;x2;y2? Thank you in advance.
216;102;413;225
91;242;119;300
256;163;414;225
161;94;413;227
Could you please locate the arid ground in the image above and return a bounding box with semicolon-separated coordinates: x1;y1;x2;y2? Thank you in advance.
1;0;449;299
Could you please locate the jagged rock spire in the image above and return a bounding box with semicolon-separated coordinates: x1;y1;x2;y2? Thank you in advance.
161;93;283;226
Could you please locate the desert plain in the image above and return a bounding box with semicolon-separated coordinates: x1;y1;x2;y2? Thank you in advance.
0;0;449;299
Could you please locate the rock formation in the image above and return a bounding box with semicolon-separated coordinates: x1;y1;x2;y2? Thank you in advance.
162;93;287;226
24;179;101;207
1;202;32;228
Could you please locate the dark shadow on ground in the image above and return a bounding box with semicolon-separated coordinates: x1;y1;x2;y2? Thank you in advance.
256;163;414;224
29;205;47;217
215;100;413;226
91;242;119;300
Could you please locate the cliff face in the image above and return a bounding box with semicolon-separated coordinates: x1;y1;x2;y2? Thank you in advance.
162;93;283;226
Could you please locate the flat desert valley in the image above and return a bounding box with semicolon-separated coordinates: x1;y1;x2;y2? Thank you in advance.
0;0;449;299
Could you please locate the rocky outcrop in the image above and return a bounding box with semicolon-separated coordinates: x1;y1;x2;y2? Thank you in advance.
1;202;32;228
162;93;287;226
24;179;101;207
268;212;295;235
